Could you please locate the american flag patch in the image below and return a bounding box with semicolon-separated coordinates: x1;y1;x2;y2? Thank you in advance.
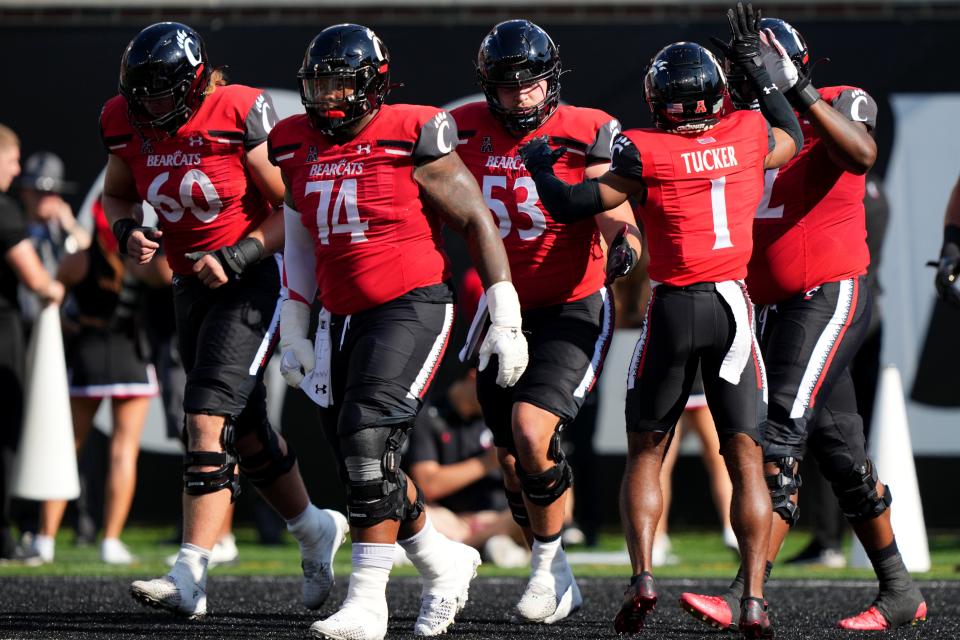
667;103;684;114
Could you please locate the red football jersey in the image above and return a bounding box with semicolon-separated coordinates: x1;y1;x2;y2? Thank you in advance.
452;102;618;310
269;104;453;315
100;85;277;275
747;86;876;305
611;109;771;286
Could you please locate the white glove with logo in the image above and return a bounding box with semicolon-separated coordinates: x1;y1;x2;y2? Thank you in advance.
279;299;315;387
760;28;799;91
478;281;528;388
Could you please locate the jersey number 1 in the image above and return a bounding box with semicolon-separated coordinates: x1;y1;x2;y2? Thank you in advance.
710;176;733;250
306;179;369;245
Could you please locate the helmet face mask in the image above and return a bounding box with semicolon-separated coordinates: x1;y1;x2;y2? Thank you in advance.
644;42;727;134
119;22;211;137
477;20;562;133
299;24;390;136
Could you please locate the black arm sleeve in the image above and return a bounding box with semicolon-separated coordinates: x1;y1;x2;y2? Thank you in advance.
747;66;803;156
530;171;604;224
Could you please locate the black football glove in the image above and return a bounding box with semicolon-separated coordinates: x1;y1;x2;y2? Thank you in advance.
605;225;638;286
519;136;567;178
112;218;161;257
930;224;960;306
185;237;264;282
711;3;764;74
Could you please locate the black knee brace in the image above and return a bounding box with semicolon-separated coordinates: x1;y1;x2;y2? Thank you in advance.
766;456;802;526
183;419;239;500
345;422;413;528
515;423;573;507
834;459;892;523
183;450;239;499
227;418;297;488
505;489;530;528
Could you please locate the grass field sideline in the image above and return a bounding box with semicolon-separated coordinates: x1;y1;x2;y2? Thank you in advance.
2;527;958;580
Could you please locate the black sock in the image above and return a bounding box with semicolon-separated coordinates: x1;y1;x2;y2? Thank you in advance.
724;562;773;612
866;539;924;625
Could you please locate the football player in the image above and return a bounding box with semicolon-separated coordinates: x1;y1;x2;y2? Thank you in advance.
520;8;804;635
451;20;641;625
272;24;527;640
101;23;348;618
679;8;927;633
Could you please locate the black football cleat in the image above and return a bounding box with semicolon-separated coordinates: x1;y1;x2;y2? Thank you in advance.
739;597;774;639
613;571;658;634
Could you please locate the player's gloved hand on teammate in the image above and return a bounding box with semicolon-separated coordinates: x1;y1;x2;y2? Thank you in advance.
711;2;764;74
479;281;529;388
605;225;639;285
759;28;799;91
931;224;960;307
279;298;316;386
519;136;567;178
185;237;264;289
113;217;162;265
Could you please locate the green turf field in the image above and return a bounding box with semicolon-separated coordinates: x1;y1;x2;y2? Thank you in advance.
2;527;958;580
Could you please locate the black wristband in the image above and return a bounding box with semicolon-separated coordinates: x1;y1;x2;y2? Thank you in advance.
218;237;265;277
942;224;960;258
112;218;138;256
785;80;821;114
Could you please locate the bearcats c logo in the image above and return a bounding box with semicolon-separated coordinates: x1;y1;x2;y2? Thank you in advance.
177;30;202;68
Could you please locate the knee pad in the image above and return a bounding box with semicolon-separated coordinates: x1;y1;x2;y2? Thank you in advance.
766;456;802;527
834;459;892;523
183;450;239;500
228;417;297;488
515;423;573;507
343;422;413;528
504;489;530;528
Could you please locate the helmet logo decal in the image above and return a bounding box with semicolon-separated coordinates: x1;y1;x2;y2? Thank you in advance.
177;29;202;68
370;32;386;62
695;100;707;113
652;59;669;72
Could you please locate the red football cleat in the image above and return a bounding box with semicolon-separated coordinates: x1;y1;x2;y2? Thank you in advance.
739;597;774;639
614;572;658;634
837;601;927;631
678;592;735;630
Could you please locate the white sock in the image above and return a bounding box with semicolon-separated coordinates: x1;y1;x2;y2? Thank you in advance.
34;534;55;560
398;517;450;580
170;543;210;590
286;503;325;554
530;537;564;581
344;543;393;614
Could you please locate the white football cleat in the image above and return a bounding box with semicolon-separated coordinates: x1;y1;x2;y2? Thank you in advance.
414;543;481;636
512;548;582;624
309;604;388;640
303;509;349;610
130;575;206;619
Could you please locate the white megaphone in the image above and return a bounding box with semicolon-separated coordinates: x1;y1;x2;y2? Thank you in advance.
10;304;80;501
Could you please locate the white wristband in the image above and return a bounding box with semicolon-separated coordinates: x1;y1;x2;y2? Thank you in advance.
280;298;311;351
486;280;522;328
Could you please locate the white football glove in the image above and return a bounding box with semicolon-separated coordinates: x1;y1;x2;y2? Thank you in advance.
760;28;799;92
279;299;315;387
478;281;528;388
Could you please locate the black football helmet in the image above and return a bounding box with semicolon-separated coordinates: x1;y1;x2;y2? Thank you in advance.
644;42;727;133
298;24;391;135
119;22;211;135
476;20;562;133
